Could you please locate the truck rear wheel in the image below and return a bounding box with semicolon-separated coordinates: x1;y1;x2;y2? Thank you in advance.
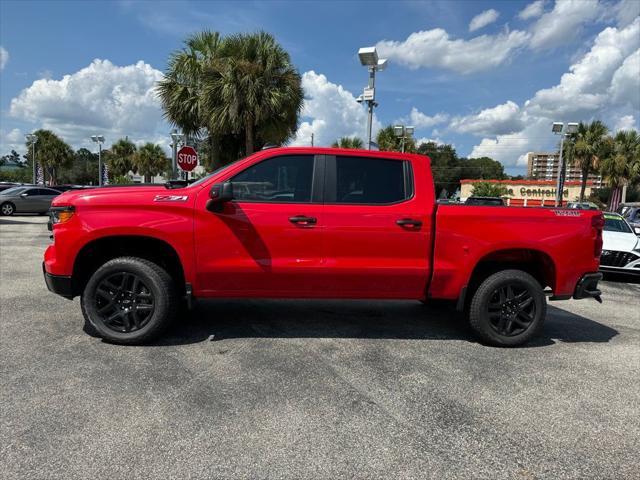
469;269;546;347
80;257;178;344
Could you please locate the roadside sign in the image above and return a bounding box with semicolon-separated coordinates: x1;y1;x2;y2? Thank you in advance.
177;146;198;172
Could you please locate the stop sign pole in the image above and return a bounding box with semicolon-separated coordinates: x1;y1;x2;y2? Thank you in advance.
170;130;185;180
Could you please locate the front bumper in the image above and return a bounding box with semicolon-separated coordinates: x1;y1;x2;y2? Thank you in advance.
43;262;74;299
573;272;603;302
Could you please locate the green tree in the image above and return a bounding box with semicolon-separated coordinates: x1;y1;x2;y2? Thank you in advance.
332;137;364;149
57;148;99;185
463;157;506;180
376;126;416;153
25;130;74;184
564;120;609;202
599;130;640;209
471;181;508;197
158;30;303;168
133;143;170;183
107;138;137;177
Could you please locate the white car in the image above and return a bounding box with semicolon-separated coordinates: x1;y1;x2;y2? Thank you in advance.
600;213;640;275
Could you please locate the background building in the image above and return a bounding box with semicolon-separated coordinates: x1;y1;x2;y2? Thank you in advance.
460;179;597;207
526;152;603;186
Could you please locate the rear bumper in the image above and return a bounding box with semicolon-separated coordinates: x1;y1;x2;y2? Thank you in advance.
43;262;74;299
572;272;603;301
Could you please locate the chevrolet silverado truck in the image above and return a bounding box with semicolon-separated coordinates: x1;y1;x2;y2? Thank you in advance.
44;147;604;346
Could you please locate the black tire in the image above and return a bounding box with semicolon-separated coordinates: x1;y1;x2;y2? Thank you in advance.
1;202;15;216
469;269;546;347
80;256;178;344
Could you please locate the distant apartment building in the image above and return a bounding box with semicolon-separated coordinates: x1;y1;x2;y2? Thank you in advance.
526;152;604;186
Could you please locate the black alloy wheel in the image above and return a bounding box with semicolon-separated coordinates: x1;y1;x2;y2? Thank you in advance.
93;272;155;333
469;269;546;347
486;284;536;337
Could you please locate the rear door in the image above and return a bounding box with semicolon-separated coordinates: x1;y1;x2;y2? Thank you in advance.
36;188;60;212
321;154;432;299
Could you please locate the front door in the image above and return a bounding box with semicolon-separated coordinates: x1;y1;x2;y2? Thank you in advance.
194;154;325;297
321;154;433;299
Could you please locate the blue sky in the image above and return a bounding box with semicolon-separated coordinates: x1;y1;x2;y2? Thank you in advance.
1;0;639;174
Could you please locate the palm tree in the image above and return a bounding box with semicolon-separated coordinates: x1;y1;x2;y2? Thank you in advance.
133;143;170;183
564;120;609;202
600;130;640;209
332;137;364;149
26;130;74;185
203;31;304;157
157;31;224;168
107;138;137;177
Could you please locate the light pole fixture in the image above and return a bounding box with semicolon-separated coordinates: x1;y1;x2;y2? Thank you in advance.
170;129;185;180
393;125;415;153
358;46;387;150
25;133;38;184
91;135;105;186
552;122;578;207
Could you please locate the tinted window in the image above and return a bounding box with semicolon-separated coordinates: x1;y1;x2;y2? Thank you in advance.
335;156;407;204
232;155;314;203
40;189;61;196
23;188;39;196
604;216;632;233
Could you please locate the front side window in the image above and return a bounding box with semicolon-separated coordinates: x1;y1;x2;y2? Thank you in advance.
335;156;408;204
231;155;314;203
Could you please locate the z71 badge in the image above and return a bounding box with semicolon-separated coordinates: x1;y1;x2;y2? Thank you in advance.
154;195;189;202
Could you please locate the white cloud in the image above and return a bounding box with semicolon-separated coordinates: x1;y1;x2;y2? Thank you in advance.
0;128;24;156
529;0;602;50
290;71;381;147
614;114;637;131
519;0;546;20
609;48;640;109
449;101;525;136
469;18;640;167
615;0;640;28
527;18;640;117
469;9;500;32
9;59;169;150
376;28;530;74
0;46;8;71
402;107;449;129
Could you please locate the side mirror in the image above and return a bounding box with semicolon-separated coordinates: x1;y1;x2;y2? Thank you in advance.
206;182;233;212
20;193;28;197
634;226;640;236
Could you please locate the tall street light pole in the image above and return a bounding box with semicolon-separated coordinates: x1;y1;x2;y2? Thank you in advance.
25;134;37;184
170;129;185;180
358;47;387;150
551;122;578;207
91;135;105;186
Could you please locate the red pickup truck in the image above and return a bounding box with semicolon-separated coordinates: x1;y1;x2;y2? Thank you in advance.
44;147;604;346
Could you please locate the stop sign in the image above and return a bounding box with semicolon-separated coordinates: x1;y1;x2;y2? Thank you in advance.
177;146;198;172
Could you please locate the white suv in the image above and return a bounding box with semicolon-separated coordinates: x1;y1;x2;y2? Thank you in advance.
600;213;640;276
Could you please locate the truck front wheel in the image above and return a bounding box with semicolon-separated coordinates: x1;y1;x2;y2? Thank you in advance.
80;257;178;344
469;269;546;347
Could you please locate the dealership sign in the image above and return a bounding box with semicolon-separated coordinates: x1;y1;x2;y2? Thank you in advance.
502;187;569;197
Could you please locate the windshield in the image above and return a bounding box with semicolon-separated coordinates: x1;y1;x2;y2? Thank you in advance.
604;215;632;233
189;158;245;188
0;187;28;196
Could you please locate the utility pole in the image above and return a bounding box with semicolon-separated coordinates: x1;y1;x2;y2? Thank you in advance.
358;47;387;150
91;135;105;186
311;133;314;147
25;134;37;184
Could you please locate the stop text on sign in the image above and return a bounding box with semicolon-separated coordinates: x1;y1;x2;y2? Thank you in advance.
177;146;198;172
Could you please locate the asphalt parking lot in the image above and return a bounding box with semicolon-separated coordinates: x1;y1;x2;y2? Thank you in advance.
1;216;639;479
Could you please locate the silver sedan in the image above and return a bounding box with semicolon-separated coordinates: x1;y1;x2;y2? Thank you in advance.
0;186;61;216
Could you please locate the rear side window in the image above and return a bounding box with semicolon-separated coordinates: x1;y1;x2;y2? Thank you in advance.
334;156;409;204
231;155;314;203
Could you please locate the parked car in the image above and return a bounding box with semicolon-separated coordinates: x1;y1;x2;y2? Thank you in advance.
0;182;20;193
0;186;62;216
464;196;505;206
599;212;640;275
567;201;599;210
44;147;604;347
617;202;640;234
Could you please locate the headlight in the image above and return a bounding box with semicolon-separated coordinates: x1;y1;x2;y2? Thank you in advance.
50;206;75;225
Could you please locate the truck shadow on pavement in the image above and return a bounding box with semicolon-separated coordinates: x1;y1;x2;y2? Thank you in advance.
143;300;619;348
